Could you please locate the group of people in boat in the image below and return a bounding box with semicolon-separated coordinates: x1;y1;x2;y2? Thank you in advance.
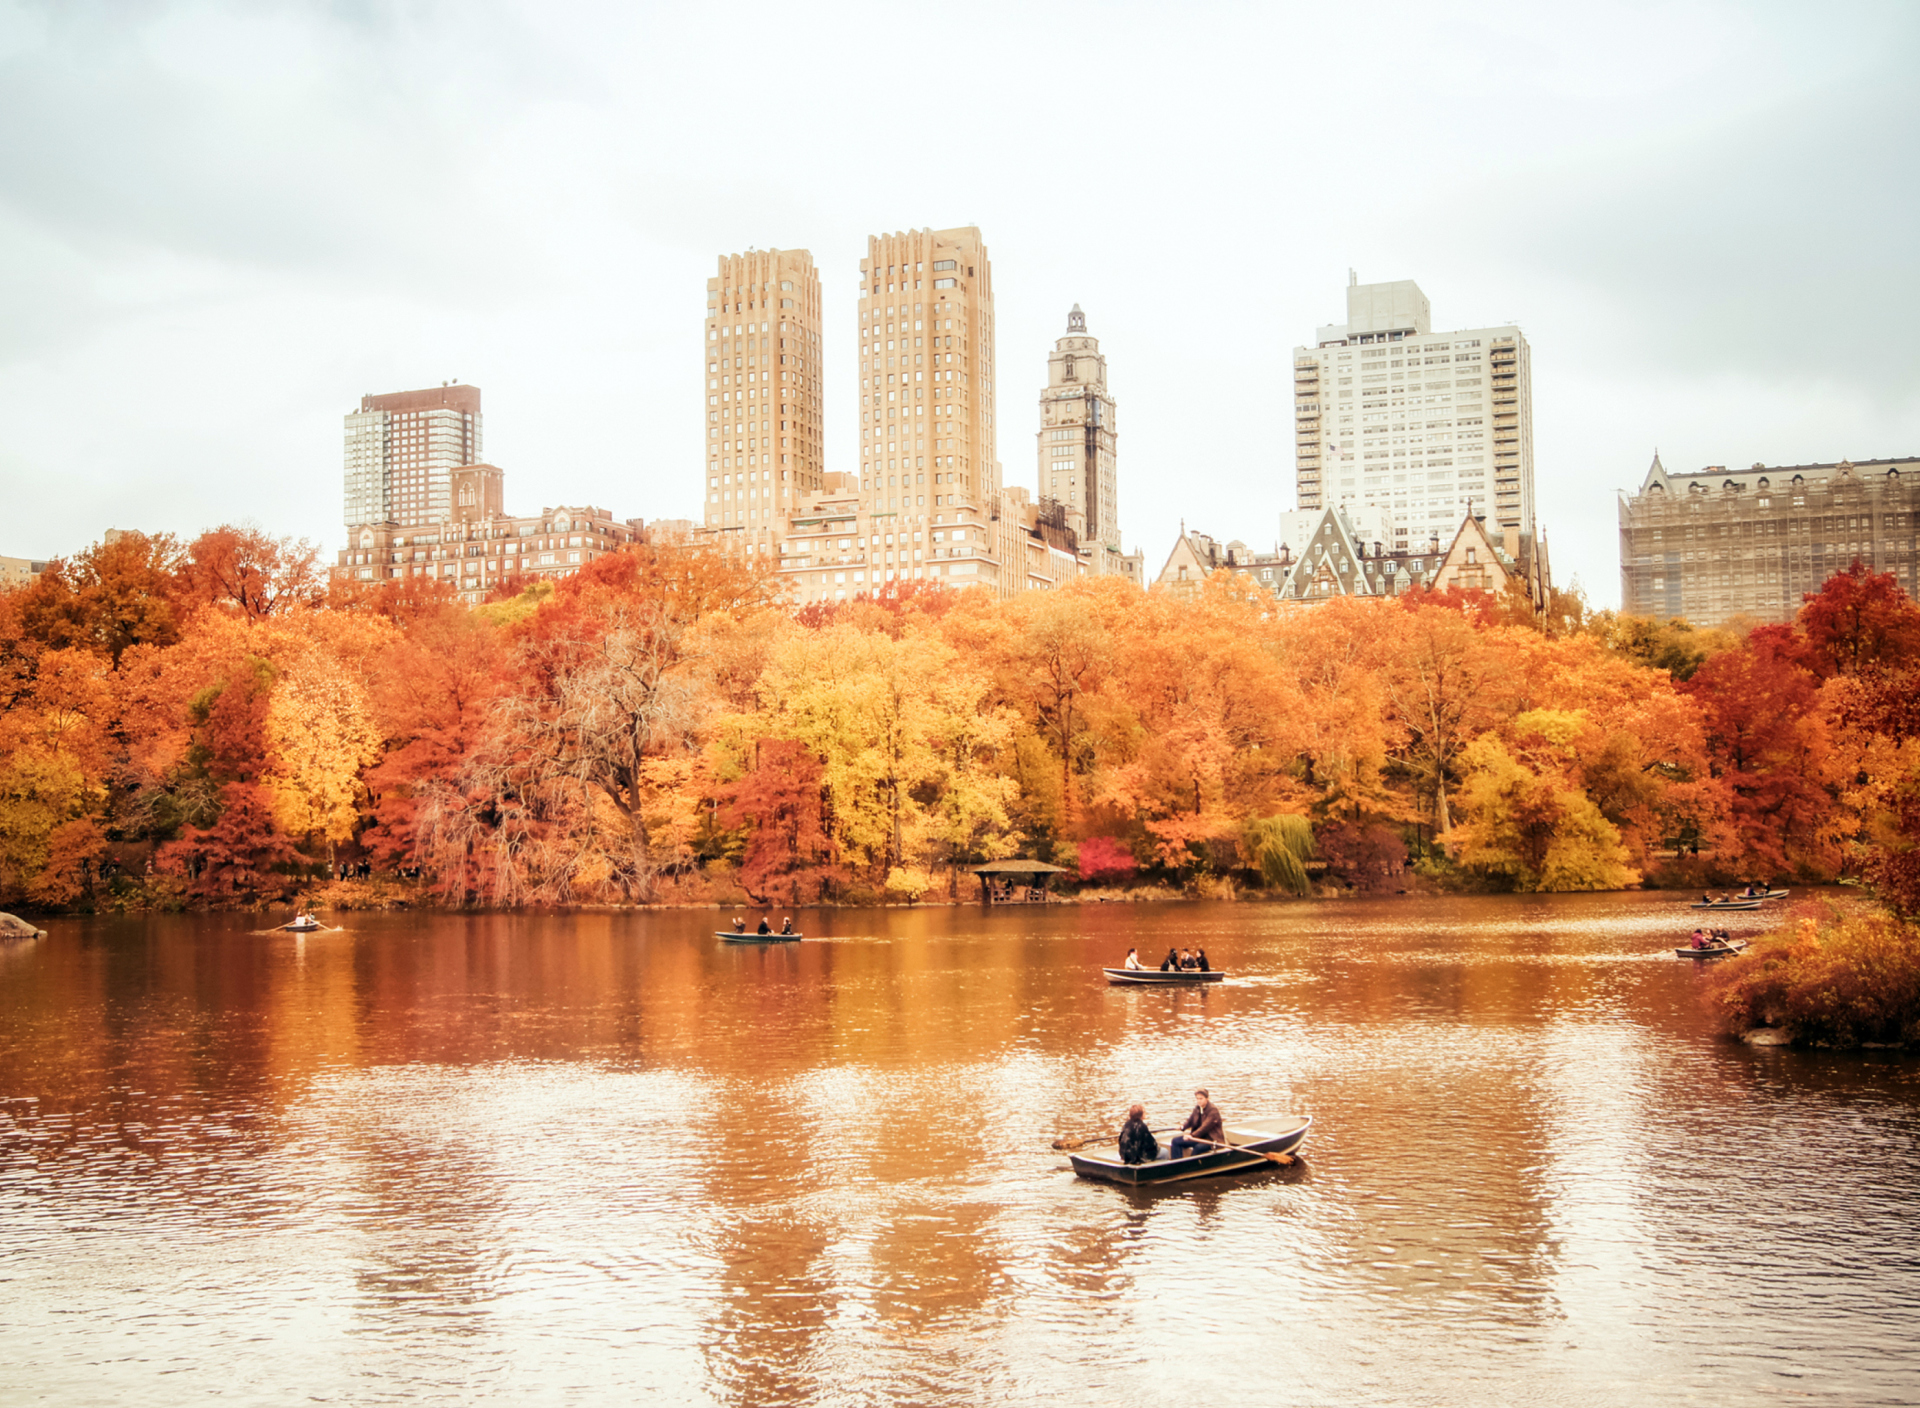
730;916;796;935
1701;882;1775;904
1689;927;1734;949
1116;1089;1227;1165
1120;946;1210;971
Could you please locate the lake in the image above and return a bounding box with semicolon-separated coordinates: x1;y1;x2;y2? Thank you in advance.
2;894;1917;1405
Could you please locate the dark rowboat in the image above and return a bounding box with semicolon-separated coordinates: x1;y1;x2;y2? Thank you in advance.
1069;1114;1312;1185
1676;939;1750;959
1689;900;1762;911
1103;966;1225;985
717;931;802;944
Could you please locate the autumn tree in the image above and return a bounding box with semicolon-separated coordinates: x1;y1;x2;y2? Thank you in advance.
716;739;842;904
176;525;324;620
10;530;183;665
1796;561;1920;680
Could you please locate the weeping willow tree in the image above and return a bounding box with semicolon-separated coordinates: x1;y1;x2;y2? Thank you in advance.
1243;814;1315;895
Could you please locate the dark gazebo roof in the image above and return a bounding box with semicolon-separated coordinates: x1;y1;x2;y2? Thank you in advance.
968;859;1069;876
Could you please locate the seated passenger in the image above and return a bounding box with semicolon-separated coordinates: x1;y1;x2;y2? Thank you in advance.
1197;949;1211;972
780;917;794;935
757;918;772;935
1691;929;1707;948
1123;948;1143;970
1170;1089;1225;1159
1117;1104;1159;1165
1160;948;1180;971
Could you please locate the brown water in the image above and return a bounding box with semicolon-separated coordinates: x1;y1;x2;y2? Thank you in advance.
2;894;1917;1406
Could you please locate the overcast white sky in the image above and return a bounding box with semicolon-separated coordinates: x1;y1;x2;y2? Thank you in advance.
2;0;1916;607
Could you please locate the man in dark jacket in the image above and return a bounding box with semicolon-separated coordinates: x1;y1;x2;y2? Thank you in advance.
1118;1104;1159;1164
1170;1089;1225;1159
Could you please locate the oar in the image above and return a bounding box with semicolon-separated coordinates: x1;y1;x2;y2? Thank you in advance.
1050;1125;1179;1152
1185;1134;1297;1167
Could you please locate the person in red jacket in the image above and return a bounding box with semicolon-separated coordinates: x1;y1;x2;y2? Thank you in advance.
1170;1089;1224;1159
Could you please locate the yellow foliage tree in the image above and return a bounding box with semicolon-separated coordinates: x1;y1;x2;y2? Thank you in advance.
1450;709;1639;891
261;666;383;850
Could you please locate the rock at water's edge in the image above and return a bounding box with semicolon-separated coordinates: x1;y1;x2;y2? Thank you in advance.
1742;1026;1792;1046
0;911;47;940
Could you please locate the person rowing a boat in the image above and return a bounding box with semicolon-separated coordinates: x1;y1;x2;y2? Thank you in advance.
1123;948;1143;970
1118;1104;1159;1164
756;917;772;935
780;917;794;935
1170;1089;1225;1160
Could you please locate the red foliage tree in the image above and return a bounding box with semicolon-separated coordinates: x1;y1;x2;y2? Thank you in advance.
159;783;304;901
716;739;842;905
1075;835;1138;884
1682;631;1836;876
176;526;324;621
1796;560;1920;680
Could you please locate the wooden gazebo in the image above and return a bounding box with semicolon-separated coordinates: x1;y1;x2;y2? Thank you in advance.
970;859;1068;905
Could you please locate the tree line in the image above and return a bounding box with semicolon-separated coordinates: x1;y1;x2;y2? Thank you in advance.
4;524;1919;914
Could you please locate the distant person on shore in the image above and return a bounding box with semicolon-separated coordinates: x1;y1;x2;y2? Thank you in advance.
1123;948;1143;970
1118;1104;1159;1164
1170;1090;1224;1160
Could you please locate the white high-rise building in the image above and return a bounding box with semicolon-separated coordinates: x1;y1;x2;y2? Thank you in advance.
343;383;482;530
1293;275;1534;545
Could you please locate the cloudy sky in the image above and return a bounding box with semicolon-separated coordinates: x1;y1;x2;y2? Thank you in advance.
2;0;1916;606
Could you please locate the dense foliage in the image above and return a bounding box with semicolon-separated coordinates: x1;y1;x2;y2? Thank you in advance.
6;529;1920;911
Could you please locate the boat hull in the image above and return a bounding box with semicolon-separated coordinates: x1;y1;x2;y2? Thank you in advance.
1690;901;1762;911
1069;1115;1311;1185
1103;967;1225;985
717;932;802;944
1676;940;1749;959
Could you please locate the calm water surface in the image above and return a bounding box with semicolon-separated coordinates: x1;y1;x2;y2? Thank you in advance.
2;894;1917;1405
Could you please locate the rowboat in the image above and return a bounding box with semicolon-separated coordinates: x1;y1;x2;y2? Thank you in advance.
282;917;323;933
716;931;802;944
1069;1114;1312;1185
1689;900;1762;911
1103;966;1226;985
1676;939;1750;959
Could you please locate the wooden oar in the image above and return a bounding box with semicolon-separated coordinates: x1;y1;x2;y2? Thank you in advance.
1185;1134;1296;1167
1051;1125;1179;1152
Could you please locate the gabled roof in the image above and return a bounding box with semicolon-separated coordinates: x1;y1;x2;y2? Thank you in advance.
1278;506;1377;600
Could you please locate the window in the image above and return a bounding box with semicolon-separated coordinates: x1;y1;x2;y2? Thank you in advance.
933;260;955;271
934;278;956;289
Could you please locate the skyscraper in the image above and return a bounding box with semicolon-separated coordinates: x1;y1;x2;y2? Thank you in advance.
1293;276;1534;546
1036;304;1121;562
856;227;999;532
702;248;823;555
342;383;482;530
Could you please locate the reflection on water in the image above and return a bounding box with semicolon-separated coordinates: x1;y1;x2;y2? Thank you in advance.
3;894;1918;1405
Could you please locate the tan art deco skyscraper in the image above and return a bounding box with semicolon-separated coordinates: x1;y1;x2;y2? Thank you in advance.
702;248;824;553
1036;304;1120;559
856;227;998;525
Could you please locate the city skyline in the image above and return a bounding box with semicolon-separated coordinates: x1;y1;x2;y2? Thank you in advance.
3;4;1917;609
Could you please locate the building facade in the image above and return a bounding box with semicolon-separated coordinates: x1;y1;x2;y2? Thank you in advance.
0;555;48;591
1153;506;1547;608
1619;453;1920;626
337;462;648;605
1036;304;1121;557
854;227;1009;586
1294;275;1534;545
702;248;824;563
343;383;483;530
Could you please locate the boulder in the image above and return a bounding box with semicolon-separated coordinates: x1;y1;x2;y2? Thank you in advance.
0;912;47;940
1742;1026;1792;1047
